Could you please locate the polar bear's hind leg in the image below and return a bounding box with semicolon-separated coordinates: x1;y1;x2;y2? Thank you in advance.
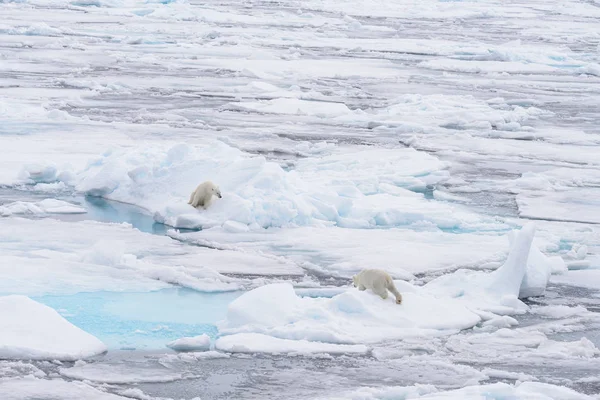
373;283;388;299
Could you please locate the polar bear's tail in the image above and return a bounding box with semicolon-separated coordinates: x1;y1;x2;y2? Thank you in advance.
386;276;403;305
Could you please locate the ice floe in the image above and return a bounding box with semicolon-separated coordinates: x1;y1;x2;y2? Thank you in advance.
215;223;558;349
21;141;503;231
215;333;369;355
0;217;301;297
0;376;129;400
166;334;211;352
0;295;106;361
0;199;86;217
321;382;594;400
59;362;184;384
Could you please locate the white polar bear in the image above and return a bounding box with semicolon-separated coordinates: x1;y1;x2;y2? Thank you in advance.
188;181;222;209
352;269;403;304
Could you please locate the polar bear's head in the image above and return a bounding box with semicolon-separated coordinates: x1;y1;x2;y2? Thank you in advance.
207;182;222;198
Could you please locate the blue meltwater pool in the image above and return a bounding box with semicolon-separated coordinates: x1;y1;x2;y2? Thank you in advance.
32;288;243;351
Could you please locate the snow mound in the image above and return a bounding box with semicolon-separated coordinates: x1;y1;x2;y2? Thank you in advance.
67;141;490;230
166;334;211;352
215;333;369;355
0;199;86;217
0;295;106;361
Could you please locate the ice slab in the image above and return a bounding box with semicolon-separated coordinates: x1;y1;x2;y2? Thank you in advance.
0;217;301;297
551;270;600;290
166;334;211;352
232;98;352;118
172;225;510;279
0;376;129;400
0;199;86;217
59;363;184;384
321;382;593;400
0;295;106;361
446;327;600;364
215;333;369;355
517;188;600;224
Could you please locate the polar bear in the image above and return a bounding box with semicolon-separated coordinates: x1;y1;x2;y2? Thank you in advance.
188;181;222;209
352;269;402;304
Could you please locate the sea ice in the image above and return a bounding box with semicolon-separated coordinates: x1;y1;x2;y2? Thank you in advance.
517;189;600;224
321;382;594;400
173;226;510;279
424;223;553;314
0;217;300;297
551;270;600;290
217;282;481;345
36;141;499;231
166;334;211;352
215;333;369;355
0;295;106;361
0;376;129;400
216;223;553;348
59;363;184;384
0;199;86;217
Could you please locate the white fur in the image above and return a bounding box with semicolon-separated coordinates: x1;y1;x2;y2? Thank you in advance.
352;269;402;304
188;181;222;209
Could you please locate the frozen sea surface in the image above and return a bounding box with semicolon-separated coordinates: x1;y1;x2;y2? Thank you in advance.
1;0;600;398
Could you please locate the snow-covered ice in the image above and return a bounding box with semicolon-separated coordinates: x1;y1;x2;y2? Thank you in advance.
0;376;130;400
0;199;86;217
215;333;369;355
216;224;551;347
321;382;594;400
0;217;301;297
59;363;184;384
30;141;493;231
218;281;480;344
171;226;511;279
166;334;211;352
0;295;106;361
